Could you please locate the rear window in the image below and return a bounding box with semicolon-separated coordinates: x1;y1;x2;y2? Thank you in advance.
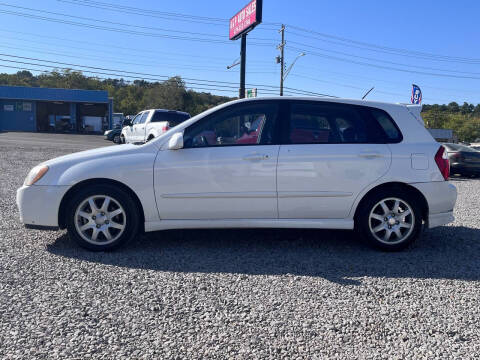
151;111;190;126
444;143;477;152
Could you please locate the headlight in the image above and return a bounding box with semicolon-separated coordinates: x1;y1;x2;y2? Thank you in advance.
24;165;49;186
104;130;111;135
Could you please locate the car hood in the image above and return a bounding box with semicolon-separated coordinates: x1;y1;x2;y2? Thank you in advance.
34;143;159;186
42;144;141;167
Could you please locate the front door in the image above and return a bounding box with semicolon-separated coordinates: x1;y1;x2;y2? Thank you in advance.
277;101;392;219
132;111;149;143
154;101;281;220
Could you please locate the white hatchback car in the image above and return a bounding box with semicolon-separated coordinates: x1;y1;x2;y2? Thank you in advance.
17;97;457;251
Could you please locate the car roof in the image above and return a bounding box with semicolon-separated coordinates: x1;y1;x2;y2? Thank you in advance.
225;96;413;109
144;109;190;115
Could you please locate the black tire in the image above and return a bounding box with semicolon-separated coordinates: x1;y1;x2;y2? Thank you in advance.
356;189;423;251
66;184;140;251
113;134;120;144
147;135;155;142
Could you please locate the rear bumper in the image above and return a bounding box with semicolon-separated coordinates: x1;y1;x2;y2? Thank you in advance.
410;181;457;228
16;185;70;228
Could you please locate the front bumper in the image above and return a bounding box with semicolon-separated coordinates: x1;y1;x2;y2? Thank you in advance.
411;181;457;228
16;185;70;228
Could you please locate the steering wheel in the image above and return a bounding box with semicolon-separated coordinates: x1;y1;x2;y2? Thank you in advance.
192;135;208;147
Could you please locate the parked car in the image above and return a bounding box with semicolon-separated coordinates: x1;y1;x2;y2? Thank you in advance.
17;97;457;252
469;142;480;151
104;119;133;143
443;143;480;176
120;109;190;144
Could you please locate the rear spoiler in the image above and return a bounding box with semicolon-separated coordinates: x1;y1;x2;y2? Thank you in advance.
404;104;424;126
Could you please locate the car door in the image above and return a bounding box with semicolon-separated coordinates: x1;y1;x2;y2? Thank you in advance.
124;112;141;143
133;111;149;142
277;100;392;219
154;101;281;220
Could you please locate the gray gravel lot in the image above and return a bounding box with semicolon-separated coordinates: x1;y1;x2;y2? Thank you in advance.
1;132;480;359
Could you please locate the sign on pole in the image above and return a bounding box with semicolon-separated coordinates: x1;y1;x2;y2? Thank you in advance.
246;88;257;98
229;0;263;40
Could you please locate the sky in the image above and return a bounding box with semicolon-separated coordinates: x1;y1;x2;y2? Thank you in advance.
0;0;479;104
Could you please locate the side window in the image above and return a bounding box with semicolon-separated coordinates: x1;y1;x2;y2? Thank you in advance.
368;109;402;143
288;102;367;144
139;112;149;124
183;103;278;148
132;113;142;125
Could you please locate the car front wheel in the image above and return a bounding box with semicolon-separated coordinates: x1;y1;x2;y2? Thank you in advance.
356;190;422;251
66;185;140;251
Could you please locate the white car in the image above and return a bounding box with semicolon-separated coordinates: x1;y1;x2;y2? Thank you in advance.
17;97;457;251
120;109;190;144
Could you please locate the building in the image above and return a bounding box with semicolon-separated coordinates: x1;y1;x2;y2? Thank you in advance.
427;128;456;143
0;85;113;133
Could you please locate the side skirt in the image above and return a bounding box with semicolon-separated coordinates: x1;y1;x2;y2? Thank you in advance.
144;219;354;232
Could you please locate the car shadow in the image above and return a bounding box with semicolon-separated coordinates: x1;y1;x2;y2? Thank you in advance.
46;225;480;285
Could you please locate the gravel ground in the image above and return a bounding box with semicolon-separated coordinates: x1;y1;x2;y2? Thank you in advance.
1;133;480;359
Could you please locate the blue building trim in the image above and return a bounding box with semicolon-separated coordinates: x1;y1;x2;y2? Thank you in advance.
0;85;114;132
0;85;109;103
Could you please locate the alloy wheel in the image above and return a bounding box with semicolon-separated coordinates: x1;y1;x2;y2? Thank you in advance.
368;197;415;245
74;195;126;245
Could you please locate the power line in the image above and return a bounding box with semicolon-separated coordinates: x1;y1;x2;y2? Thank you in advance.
288;40;480;76
0;54;333;97
57;0;282;28
0;6;276;46
288;45;480;80
0;29;271;64
287;24;480;64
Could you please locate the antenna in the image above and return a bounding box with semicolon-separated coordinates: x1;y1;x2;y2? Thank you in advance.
362;86;375;100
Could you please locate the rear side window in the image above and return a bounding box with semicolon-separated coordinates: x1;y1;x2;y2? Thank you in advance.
369;109;402;143
287;102;402;144
151;111;190;126
288;102;368;144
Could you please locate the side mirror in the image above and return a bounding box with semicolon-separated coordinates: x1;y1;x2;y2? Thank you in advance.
168;132;183;150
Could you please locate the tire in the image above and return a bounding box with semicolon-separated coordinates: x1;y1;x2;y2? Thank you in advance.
356;190;423;251
113;134;120;144
146;135;155;142
66;184;140;251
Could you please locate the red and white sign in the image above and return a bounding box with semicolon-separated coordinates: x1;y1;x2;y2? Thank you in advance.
229;0;262;40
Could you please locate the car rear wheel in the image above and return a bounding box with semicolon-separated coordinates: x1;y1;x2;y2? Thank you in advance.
113;134;121;144
66;184;140;251
356;190;422;251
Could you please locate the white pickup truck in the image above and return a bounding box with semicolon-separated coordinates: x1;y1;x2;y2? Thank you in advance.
120;109;190;144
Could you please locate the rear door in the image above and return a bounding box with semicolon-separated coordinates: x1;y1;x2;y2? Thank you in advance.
277;101;393;219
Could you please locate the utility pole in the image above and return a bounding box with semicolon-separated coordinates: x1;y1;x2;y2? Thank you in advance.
277;24;285;96
239;34;247;99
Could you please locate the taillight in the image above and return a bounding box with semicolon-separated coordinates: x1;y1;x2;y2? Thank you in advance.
435;146;450;180
161;122;170;132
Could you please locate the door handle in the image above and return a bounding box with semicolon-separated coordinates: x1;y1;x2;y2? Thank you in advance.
243;153;269;161
358;151;382;159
